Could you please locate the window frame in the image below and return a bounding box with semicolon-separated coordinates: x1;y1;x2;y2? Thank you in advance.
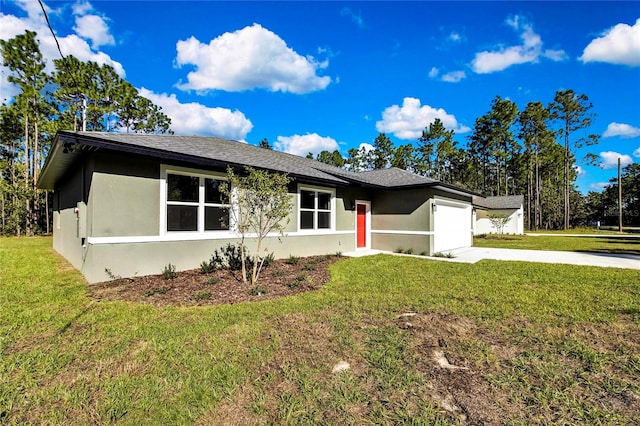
160;165;231;235
297;184;335;233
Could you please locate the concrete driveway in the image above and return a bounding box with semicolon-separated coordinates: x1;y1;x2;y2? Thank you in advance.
441;247;640;270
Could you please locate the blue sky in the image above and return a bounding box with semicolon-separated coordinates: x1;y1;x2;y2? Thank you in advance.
1;1;639;193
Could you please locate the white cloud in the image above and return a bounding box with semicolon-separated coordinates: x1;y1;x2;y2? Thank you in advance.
544;49;567;61
376;97;470;140
441;70;466;83
340;7;364;28
138;88;253;141
274;133;340;157
471;15;567;74
175;24;331;94
0;68;21;103
602;122;640;138
633;147;640;158
358;142;374;152
73;14;115;49
590;182;609;191
0;0;124;100
599;151;633;169
580;18;640;66
72;1;93;15
448;32;462;42
574;165;586;177
430;66;468;83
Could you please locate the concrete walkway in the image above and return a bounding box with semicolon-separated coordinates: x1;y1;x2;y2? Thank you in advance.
344;247;640;270
445;247;640;270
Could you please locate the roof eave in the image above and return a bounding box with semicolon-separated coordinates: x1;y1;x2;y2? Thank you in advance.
38;131;351;189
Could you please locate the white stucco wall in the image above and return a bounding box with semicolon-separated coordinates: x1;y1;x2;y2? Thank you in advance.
474;207;524;235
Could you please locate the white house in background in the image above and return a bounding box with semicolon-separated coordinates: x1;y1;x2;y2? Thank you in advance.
473;195;524;235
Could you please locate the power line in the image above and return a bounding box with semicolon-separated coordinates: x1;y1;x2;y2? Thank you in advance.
37;0;64;60
37;0;88;131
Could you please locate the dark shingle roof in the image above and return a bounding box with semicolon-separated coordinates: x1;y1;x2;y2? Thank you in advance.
357;168;439;187
473;195;523;209
38;131;477;197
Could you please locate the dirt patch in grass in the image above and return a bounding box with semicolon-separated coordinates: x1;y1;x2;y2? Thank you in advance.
207;310;640;424
88;255;342;306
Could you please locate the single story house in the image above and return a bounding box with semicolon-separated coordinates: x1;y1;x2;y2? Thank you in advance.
38;131;510;283
472;195;524;235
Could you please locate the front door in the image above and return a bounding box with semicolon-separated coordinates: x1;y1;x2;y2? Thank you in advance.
357;203;367;248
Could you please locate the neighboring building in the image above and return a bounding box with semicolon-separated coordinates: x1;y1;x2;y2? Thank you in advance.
472;195;524;235
38;131;500;283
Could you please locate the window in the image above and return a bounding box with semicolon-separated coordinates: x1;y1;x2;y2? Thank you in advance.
299;188;333;230
166;172;229;232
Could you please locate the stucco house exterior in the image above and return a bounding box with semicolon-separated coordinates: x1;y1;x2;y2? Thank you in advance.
39;131;492;283
472;195;524;235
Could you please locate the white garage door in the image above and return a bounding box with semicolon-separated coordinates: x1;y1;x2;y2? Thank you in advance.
434;201;472;253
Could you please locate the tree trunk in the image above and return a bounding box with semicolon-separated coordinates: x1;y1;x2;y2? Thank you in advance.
33;117;39;233
535;155;541;230
1;191;5;233
24;112;32;236
527;167;532;230
563;125;570;230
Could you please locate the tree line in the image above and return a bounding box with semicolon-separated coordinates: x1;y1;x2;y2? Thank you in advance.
307;92;637;229
1;30;172;236
3;30;635;236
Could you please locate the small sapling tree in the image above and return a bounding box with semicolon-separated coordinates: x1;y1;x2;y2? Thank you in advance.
221;167;292;285
488;213;511;238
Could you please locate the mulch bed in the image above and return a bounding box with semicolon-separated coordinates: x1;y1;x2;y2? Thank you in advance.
88;255;342;306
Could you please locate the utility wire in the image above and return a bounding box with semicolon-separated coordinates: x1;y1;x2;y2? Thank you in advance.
37;0;64;60
37;0;88;131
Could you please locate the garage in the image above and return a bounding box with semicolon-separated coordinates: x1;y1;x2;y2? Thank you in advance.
433;199;472;253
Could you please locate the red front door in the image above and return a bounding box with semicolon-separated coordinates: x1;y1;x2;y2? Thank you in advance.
357;204;367;248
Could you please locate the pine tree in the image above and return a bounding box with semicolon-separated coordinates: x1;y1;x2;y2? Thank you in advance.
549;90;599;229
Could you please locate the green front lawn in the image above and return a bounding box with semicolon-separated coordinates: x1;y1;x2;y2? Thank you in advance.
475;234;640;256
1;237;639;424
527;227;638;235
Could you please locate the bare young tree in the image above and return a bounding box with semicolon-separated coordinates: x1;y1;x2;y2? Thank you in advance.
488;213;511;238
221;167;292;285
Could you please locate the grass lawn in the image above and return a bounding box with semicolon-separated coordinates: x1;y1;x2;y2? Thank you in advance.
1;237;639;424
475;234;640;256
526;227;640;235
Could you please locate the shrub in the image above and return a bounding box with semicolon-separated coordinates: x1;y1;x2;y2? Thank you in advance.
405;248;414;254
145;287;168;297
249;286;267;296
285;255;299;265
200;259;216;274
212;243;254;271
104;268;121;280
260;252;275;268
191;291;211;301
203;276;220;285
271;269;286;277
433;252;455;258
394;247;404;253
162;263;177;280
